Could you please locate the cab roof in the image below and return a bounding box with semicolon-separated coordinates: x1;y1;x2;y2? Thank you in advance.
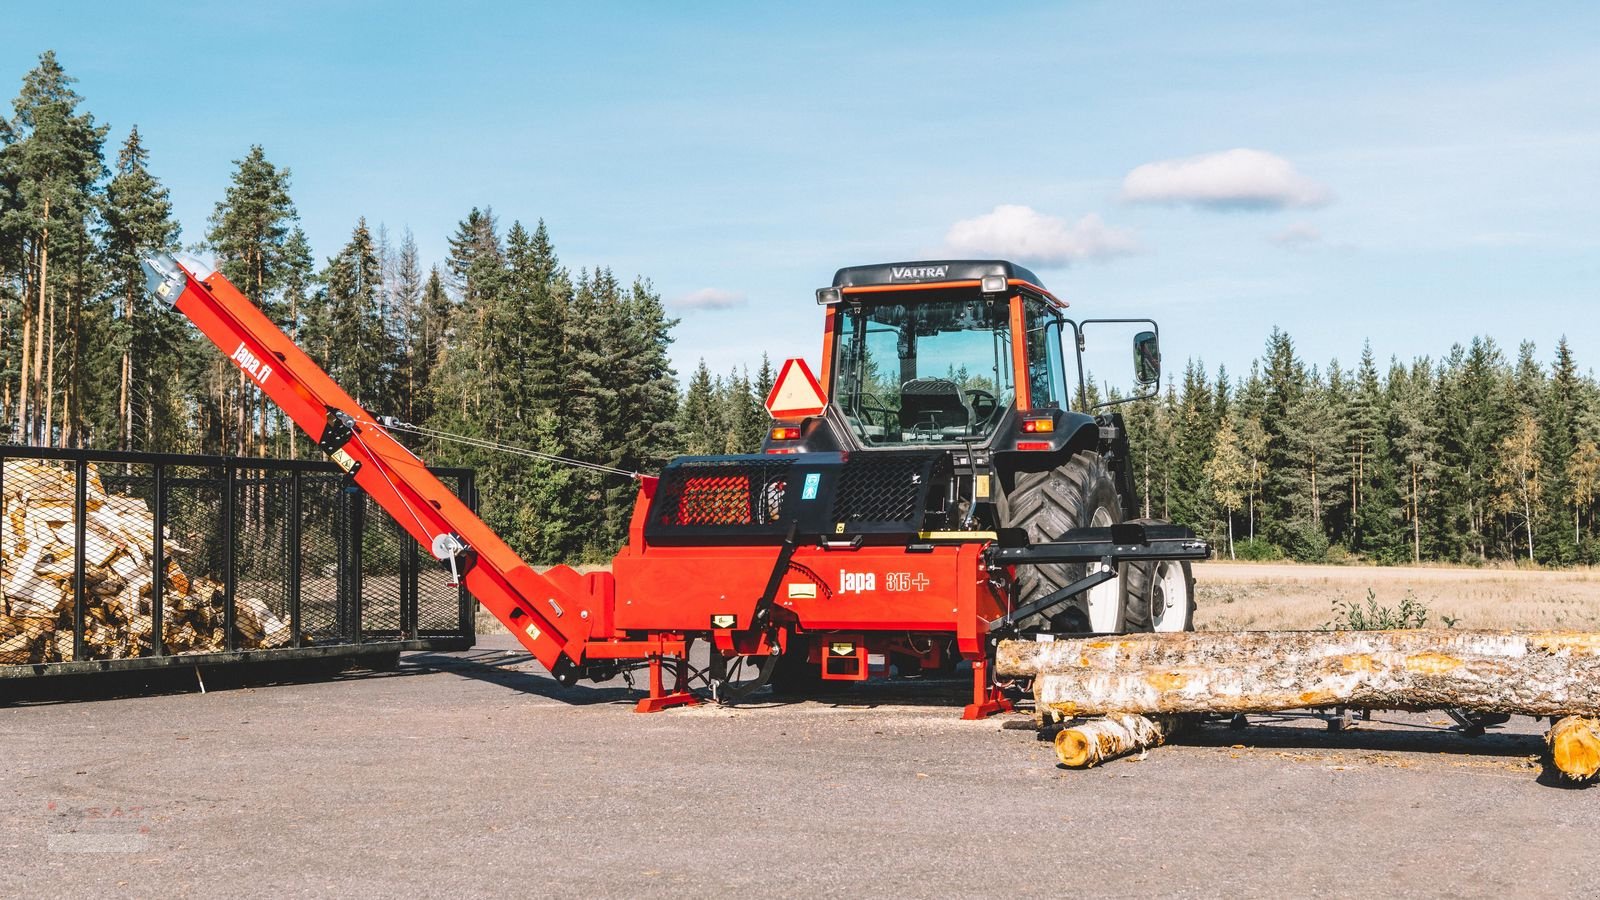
831;259;1046;291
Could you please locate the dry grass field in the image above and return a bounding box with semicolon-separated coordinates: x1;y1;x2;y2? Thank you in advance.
1196;561;1600;631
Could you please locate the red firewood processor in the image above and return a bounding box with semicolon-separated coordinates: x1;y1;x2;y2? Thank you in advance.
143;254;1208;719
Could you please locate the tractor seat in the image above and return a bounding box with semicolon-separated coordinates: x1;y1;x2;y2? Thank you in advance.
898;378;972;433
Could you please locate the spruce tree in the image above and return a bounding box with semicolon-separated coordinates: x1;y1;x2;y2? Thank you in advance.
314;218;392;408
679;360;719;455
204;145;300;454
1538;338;1582;563
99;125;181;451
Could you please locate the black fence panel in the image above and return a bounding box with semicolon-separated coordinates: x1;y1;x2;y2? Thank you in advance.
0;445;473;678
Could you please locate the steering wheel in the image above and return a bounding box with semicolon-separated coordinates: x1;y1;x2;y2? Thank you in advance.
849;392;896;443
964;388;997;423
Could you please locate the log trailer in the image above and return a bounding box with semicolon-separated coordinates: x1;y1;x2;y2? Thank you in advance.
143;255;1209;718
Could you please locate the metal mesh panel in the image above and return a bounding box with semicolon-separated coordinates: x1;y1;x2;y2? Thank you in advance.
417;472;465;633
1;458;81;663
298;474;348;644
359;495;405;638
95;464;160;659
828;455;937;525
232;470;293;650
164;465;227;655
652;458;793;528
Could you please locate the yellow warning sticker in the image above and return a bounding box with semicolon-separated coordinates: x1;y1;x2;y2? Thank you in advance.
787;583;818;599
524;622;541;642
975;474;990;499
330;447;359;473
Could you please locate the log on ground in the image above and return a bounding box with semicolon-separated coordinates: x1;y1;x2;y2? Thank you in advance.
996;630;1600;719
1547;716;1600;782
1053;713;1191;768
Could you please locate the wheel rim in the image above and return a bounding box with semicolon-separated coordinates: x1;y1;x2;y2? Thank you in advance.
1085;507;1121;632
1150;561;1189;632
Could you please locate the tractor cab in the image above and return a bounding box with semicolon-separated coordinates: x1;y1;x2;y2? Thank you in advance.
764;260;1157;467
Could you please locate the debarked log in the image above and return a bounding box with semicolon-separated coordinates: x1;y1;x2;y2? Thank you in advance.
1053;713;1191;768
1547;716;1600;782
996;630;1600;719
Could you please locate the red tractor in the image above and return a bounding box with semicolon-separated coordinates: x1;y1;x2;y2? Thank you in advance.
146;255;1206;718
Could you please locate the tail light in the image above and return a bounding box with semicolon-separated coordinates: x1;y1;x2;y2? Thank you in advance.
770;426;802;441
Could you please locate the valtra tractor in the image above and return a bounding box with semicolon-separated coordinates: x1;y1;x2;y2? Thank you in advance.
144;255;1209;718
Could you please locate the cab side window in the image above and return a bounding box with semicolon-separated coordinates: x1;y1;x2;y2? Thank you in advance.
1024;300;1067;409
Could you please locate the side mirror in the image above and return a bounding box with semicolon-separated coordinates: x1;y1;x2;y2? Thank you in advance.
1133;330;1161;385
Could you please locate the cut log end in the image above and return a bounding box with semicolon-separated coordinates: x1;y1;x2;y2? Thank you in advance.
1548;716;1600;782
1052;713;1188;769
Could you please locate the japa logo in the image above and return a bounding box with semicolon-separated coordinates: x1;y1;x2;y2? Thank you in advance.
838;570;876;594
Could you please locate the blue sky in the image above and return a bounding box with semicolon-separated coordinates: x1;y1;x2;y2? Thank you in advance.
6;1;1598;393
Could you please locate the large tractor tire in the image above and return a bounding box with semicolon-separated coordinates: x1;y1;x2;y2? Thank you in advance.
1006;451;1129;633
1121;519;1196;633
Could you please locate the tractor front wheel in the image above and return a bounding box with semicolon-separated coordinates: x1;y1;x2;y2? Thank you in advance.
1123;557;1196;633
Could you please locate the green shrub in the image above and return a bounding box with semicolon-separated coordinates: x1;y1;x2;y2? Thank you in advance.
1275;521;1330;563
1324;589;1447;630
1233;538;1282;561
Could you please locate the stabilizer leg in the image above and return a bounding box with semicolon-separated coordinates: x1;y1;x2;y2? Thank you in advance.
962;656;1013;720
634;651;699;713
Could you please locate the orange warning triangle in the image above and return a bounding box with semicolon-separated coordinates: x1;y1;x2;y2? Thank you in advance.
765;357;828;418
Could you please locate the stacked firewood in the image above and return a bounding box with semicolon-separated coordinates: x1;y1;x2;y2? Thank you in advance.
0;459;291;665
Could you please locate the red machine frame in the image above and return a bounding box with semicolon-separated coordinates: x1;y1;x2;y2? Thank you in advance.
151;257;1016;718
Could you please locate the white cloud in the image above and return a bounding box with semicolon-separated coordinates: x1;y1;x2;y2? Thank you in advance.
671;288;748;312
1270;222;1323;247
943;205;1140;267
1123;148;1332;210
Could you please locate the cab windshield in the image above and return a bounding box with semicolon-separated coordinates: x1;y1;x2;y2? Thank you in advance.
833;292;1015;445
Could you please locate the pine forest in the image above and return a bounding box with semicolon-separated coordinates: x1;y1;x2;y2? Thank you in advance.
3;52;1599;568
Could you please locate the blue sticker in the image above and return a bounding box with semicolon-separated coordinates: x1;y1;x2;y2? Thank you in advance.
801;472;821;500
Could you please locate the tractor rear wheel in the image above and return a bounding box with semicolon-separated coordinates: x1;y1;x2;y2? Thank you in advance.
1006;451;1128;633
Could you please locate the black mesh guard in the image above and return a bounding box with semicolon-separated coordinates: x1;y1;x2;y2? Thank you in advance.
644;451;947;545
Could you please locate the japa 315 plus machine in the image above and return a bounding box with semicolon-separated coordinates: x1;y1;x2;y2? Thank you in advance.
144;255;1208;718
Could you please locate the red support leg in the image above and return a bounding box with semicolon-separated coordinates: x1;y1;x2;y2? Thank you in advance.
961;656;1013;720
633;651;699;713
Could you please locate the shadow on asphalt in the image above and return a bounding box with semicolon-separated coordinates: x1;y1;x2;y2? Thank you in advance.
406;647;986;714
403;647;638;706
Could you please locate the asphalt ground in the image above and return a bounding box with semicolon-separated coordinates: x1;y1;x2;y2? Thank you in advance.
4;634;1598;899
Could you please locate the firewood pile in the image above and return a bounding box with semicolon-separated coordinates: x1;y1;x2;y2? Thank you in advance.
1;459;291;665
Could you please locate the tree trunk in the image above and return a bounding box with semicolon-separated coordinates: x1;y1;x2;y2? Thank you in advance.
1547;716;1600;781
43;303;56;446
1412;465;1421;564
32;207;52;445
1249;464;1256;542
1053;713;1191;768
18;238;34;446
1526;495;1536;562
1227;509;1235;560
998;631;1600;719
